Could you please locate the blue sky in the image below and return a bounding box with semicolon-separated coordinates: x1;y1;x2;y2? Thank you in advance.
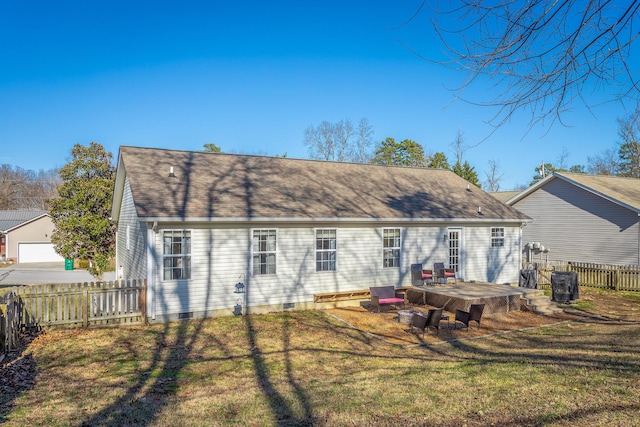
0;1;632;190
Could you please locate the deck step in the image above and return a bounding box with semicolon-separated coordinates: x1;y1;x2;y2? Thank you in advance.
520;294;563;315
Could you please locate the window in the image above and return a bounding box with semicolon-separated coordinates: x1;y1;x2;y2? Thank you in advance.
491;227;505;248
163;230;191;280
253;229;277;275
383;228;401;268
316;229;336;271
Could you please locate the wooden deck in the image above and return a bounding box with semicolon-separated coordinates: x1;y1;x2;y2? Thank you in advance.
406;282;542;314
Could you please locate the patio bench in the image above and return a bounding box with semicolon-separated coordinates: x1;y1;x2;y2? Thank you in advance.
369;286;406;312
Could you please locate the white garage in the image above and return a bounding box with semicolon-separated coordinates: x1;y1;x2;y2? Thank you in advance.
18;243;64;263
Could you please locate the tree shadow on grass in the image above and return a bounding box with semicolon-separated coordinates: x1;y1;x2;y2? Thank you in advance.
244;312;315;426
0;331;39;423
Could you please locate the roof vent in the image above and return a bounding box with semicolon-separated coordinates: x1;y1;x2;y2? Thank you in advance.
477;206;482;214
169;167;176;178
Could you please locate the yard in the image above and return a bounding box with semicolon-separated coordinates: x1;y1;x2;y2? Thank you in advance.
1;287;640;426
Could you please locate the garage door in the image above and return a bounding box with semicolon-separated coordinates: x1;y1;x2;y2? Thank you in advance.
18;243;65;263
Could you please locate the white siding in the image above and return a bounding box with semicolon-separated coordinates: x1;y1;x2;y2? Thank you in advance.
148;222;522;318
514;179;640;265
115;179;147;280
462;225;522;283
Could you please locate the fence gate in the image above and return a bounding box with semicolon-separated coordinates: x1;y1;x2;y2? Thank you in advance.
1;292;22;354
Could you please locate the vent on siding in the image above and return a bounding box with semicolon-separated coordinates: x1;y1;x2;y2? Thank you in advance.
283;303;295;310
178;312;193;320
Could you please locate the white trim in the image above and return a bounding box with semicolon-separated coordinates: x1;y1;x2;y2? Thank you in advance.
447;227;464;277
382;227;401;269
111;150;126;221
137;216;531;224
251;228;278;276
314;228;337;272
490;227;505;248
160;229;192;281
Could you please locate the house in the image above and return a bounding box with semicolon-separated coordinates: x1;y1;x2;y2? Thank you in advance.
0;210;63;263
490;191;521;203
111;146;530;322
505;172;640;266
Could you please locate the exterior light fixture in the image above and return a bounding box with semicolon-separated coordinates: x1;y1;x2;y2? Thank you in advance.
234;273;246;293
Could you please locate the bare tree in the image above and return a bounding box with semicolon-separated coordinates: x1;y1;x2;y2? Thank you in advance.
587;148;619;175
353;118;374;163
305;118;379;162
0;164;20;209
556;147;570;171
484;159;504;192
451;127;466;165
0;165;60;210
617;107;640;177
413;1;640;130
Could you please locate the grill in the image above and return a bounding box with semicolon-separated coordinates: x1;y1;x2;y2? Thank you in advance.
551;271;579;303
519;268;538;289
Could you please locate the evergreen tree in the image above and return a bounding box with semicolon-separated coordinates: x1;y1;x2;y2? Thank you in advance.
452;161;481;188
426;152;450;169
371;137;426;167
617;109;640;178
201;143;222;153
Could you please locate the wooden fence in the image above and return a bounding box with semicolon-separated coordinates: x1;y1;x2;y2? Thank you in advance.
1;292;20;354
533;262;640;291
1;279;146;353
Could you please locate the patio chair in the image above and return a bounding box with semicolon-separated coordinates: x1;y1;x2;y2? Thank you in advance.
454;303;485;331
410;307;443;338
411;263;433;286
434;262;456;284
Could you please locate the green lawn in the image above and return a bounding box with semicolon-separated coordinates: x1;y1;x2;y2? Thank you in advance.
2;290;640;426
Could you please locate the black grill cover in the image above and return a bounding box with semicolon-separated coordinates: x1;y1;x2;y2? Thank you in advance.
519;269;538;289
551;271;579;303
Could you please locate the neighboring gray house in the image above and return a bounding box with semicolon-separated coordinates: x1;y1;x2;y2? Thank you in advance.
490;191;521;203
111;146;530;321
0;210;63;263
506;172;640;266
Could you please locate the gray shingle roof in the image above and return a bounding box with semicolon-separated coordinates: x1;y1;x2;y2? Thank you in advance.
115;146;530;223
0;210;48;232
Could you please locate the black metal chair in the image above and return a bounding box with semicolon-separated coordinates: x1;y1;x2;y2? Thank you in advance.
411;307;443;338
411;263;434;286
434;262;456;284
455;303;485;331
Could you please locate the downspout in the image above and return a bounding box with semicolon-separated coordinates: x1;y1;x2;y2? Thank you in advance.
519;222;525;270
114;227;119;279
147;223;157;321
